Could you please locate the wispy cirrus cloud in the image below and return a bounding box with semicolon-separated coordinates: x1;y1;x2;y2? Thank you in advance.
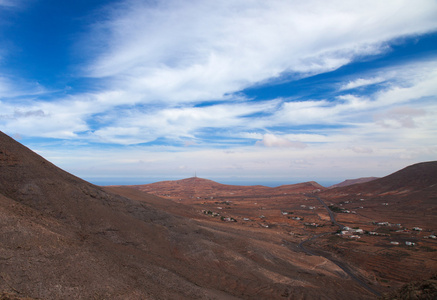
255;134;307;148
272;60;437;127
374;106;426;129
90;100;279;144
2;59;436;146
82;0;437;105
0;0;19;8
339;77;386;91
1;0;437;184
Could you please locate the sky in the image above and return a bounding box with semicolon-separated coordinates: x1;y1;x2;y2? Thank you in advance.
1;0;437;187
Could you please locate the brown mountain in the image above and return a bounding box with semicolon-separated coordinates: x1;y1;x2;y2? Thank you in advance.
329;177;378;189
315;162;437;289
0;131;374;299
123;176;325;202
326;161;437;194
321;161;437;226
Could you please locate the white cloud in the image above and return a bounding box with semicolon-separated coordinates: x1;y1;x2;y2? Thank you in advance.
272;60;437;127
90;100;278;144
349;146;373;154
82;0;437;105
0;0;18;7
374;106;427;129
0;74;50;99
0;97;93;139
339;77;385;91
34;137;436;187
2;59;436;148
256;133;307;148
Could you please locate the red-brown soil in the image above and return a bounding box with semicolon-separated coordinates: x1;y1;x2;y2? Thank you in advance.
314;162;437;292
0;131;377;299
115;162;437;297
329;177;379;189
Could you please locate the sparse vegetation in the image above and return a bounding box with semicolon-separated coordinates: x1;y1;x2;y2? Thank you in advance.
380;275;437;300
1;132;436;299
328;205;344;213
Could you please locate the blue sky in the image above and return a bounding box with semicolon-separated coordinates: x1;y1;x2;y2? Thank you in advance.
1;0;437;186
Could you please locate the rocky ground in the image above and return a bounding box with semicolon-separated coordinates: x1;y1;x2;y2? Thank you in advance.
1;131;378;299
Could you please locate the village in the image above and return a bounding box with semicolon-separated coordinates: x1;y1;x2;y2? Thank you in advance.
199;197;436;251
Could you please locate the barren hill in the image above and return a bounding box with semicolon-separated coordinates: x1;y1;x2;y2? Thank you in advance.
320;161;437;226
112;163;437;297
329;177;378;189
0;131;374;299
314;162;437;289
331;161;437;194
123;177;325;203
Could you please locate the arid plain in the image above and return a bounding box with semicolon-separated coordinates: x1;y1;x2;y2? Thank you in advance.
1;131;436;299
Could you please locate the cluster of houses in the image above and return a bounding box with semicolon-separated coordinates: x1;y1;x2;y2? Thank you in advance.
390;241;417;246
221;216;237;222
328;205;356;214
372;221;402;227
299;205;317;210
202;210;220;217
304;222;323;228
334;219;435;247
368;231;389;236
201;209;238;223
337;226;364;239
280;211;306;221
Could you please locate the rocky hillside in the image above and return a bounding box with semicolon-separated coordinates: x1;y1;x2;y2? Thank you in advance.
0;131;373;299
329;177;378;189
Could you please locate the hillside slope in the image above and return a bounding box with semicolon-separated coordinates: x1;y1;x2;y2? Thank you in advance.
0;131;373;299
124;176;325;202
325;161;437;195
329;177;378;189
0;132;239;299
321;161;437;225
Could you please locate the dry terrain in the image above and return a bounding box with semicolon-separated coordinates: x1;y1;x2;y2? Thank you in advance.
1;131;376;299
1;130;436;299
117;162;437;298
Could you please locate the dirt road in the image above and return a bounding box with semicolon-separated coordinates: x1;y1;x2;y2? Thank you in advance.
296;194;382;297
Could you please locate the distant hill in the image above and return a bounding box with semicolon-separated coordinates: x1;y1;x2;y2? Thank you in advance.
121;177;325;201
0;131;373;299
362;161;437;192
329;177;379;189
320;161;437;228
325;161;437;195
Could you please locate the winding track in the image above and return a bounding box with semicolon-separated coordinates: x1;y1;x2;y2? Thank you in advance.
296;194;382;298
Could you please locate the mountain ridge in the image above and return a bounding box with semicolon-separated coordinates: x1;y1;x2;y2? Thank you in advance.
323;161;437;195
328;177;379;189
1;130;377;299
122;176;326;201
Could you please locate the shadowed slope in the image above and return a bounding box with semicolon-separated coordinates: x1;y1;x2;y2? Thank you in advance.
325;161;437;195
0;132;375;299
0;132;240;298
329;177;378;189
